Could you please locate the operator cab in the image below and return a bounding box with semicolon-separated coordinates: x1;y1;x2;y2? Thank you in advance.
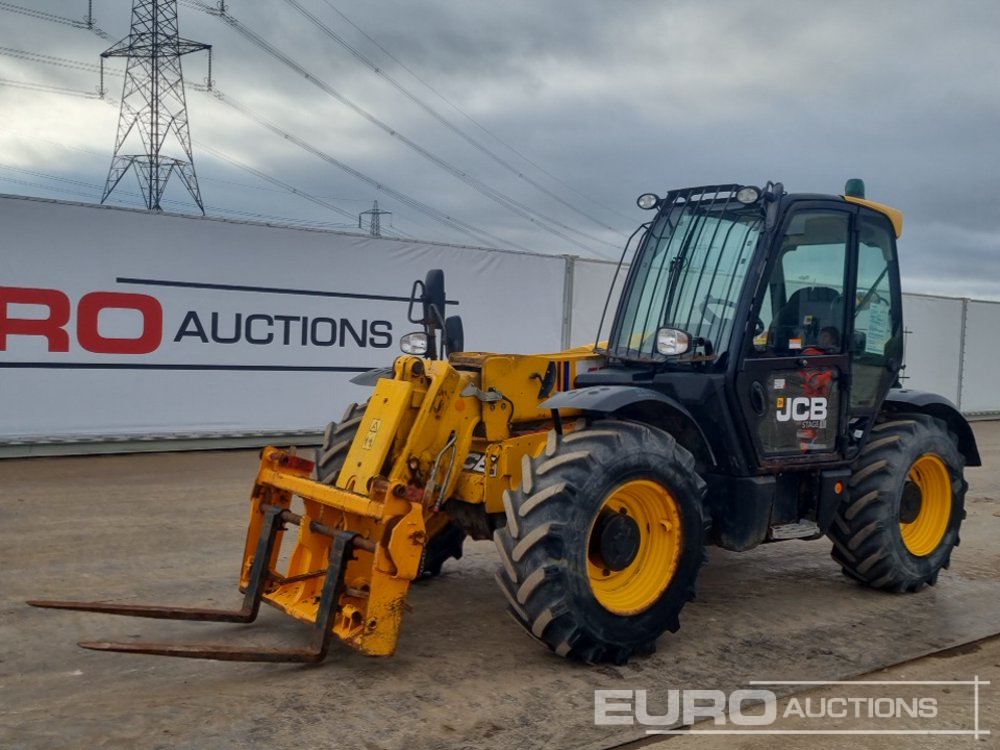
589;180;905;473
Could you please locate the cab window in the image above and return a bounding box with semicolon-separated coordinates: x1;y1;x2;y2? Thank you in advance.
851;215;903;410
754;210;849;355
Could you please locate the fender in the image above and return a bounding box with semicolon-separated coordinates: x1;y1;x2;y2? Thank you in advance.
883;388;981;467
541;385;716;467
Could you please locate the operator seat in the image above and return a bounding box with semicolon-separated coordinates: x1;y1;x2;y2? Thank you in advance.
772;286;842;349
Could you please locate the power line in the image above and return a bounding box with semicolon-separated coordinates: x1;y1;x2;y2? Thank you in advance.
319;0;637;227
0;161;363;231
0;1;85;28
0;77;100;98
0;162;101;192
0;45;112;75
193;140;364;225
0;0;113;40
186;0;616;258
0;98;421;241
283;0;624;236
0;11;534;252
0;174;100;200
203;87;530;251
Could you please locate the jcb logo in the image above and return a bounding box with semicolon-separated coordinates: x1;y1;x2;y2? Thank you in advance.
776;396;828;423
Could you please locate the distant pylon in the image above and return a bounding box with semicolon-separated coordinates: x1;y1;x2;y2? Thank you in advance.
100;0;211;213
359;200;391;237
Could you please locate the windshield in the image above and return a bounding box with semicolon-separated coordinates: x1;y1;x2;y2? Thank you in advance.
608;186;764;363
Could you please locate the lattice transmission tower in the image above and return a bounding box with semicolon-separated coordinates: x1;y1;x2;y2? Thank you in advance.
359;200;391;237
100;0;211;213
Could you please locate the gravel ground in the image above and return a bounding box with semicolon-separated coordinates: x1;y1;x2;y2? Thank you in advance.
1;422;998;750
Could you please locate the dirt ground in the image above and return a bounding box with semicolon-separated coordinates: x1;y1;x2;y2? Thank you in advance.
640;635;999;750
1;423;998;750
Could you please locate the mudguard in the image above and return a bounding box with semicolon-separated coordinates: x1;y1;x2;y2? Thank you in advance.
541;385;716;467
883;388;981;466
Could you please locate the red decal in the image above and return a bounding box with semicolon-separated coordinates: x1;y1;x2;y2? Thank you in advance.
77;292;163;354
0;286;71;352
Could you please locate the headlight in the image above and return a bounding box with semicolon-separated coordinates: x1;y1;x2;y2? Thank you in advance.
400;332;428;355
736;186;761;204
636;193;660;210
655;327;691;356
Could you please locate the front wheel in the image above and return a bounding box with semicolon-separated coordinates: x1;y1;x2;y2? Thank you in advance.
494;420;706;663
828;414;967;592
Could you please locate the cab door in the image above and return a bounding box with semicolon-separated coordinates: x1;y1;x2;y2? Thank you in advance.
848;209;904;421
736;205;854;466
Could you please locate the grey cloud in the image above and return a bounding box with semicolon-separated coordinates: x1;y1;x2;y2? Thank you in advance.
0;0;998;295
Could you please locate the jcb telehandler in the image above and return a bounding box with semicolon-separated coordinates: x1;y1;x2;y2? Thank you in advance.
31;180;980;664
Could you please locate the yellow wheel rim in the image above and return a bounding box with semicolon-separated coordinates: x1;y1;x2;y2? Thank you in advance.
587;479;683;615
900;454;952;557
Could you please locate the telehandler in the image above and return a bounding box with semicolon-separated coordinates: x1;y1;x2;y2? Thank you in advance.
31;180;980;664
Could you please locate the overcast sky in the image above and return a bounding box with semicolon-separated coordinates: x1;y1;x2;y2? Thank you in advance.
1;0;998;298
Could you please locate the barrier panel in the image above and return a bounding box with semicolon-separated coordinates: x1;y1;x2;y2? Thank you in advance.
960;300;1000;415
0;196;564;445
898;294;965;406
564;257;621;348
1;194;996;452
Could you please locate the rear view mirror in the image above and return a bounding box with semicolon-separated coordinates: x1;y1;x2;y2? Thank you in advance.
422;269;446;329
407;268;447;330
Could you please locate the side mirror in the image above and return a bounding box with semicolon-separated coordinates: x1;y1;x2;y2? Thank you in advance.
405;269;452;359
421;269;446;330
407;269;446;330
444;315;464;355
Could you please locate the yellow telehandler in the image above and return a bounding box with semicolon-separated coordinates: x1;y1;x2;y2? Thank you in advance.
31;181;980;664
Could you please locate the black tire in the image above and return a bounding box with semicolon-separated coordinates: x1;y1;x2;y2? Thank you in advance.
315;402;466;577
419;520;466;577
315;402;367;484
494;419;706;664
828;414;967;592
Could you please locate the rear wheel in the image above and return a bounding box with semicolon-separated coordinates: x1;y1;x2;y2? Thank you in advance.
315;402;466;577
828;414;966;591
494;420;706;663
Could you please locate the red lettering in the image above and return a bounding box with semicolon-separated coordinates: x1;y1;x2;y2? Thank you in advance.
77;292;163;354
0;286;71;352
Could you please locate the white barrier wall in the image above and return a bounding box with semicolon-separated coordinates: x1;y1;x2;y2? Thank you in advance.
899;294;965;406
960;300;1000;415
1;194;997;451
0;196;564;443
565;258;622;348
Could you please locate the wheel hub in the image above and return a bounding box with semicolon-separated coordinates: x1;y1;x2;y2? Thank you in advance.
900;453;953;557
899;481;923;524
591;508;641;572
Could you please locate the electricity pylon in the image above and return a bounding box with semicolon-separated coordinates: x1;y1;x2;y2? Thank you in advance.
359;200;391;237
101;0;211;213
